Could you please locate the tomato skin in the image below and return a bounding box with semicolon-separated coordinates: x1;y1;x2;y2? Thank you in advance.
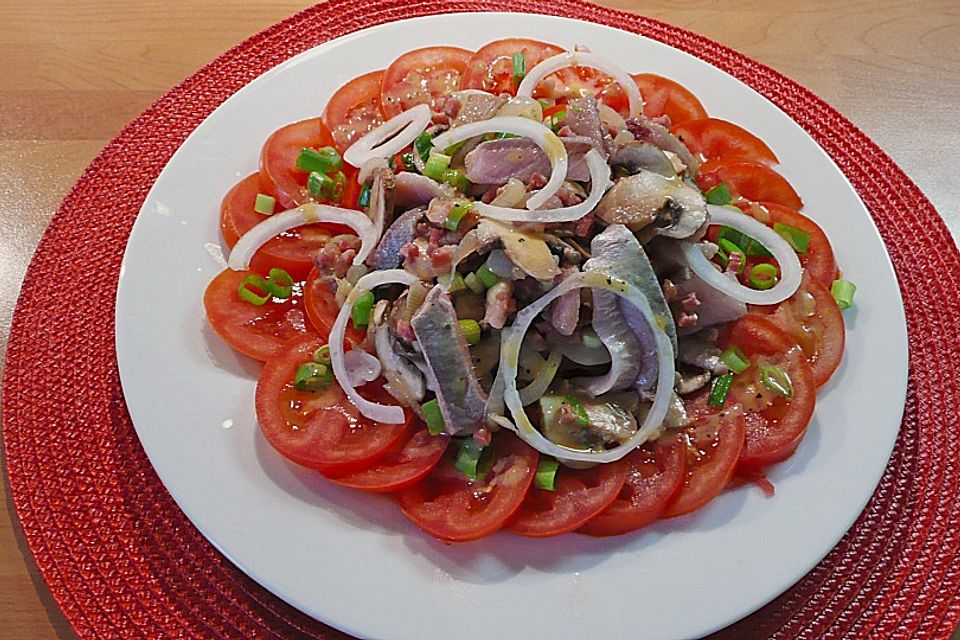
507;457;629;538
720;316;816;469
330;426;449;492
462;38;564;96
697;158;803;209
303;268;367;345
380;46;473;118
662;392;746;518
204;268;313;362
578;435;687;537
323;70;386;153
631;73;708;125
255;335;411;476
754;272;846;387
736;201;838;288
672;118;779;165
259;118;333;209
396;433;538;542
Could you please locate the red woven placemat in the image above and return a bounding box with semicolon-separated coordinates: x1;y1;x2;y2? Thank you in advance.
4;1;960;638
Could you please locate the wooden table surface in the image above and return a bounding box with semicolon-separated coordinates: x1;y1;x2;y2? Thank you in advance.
2;1;958;638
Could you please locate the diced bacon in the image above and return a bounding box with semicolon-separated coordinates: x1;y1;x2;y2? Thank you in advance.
678;312;699;327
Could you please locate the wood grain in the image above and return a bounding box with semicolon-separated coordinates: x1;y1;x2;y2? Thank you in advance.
1;2;958;638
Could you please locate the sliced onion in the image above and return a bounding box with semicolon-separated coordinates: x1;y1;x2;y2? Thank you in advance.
343;104;431;168
227;203;377;270
430;116;568;211
329;269;420;424
475;149;611;223
517;51;643;118
342;348;383;388
558;340;612;366
519;348;562;406
680;205;803;305
499;271;675;464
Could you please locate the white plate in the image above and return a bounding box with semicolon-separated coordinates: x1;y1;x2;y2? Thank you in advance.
116;13;907;640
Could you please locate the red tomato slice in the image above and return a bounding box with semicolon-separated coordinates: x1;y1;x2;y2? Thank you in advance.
753;271;846;387
719;316;816;468
631;73;708;125
662;392;746;518
204;268;312;362
220;174;349;281
259;118;334;209
736;201;839;288
380;46;473;118
578;435;687;537
507;457;630;538
697;158;803;209
462;38;564;96
303;268;367;344
330;426;449;492
672;118;779;165
323;70;386;153
255;335;411;476
396;433;538;542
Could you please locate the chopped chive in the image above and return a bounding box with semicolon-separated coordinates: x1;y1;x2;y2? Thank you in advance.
831;279;856;310
708;373;734;407
266;267;294;299
512;51;526;86
464;272;485;295
773;222;810;254
448;272;467;293
423;151;452;181
563;396;590;427
716;238;746;274
458;319;482;345
721;346;751;374
704;182;732;205
717;226;772;257
759;365;793;398
351;291;375;328
749;263;779;290
421;398;445;436
535;458;560;491
444;201;473;231
237;274;271;306
443;168;471;193
254;193;276;215
415;132;433;159
357;183;372;208
296;147;333;174
475;263;499;289
454;438;487;480
294;361;332;392
313;344;331;365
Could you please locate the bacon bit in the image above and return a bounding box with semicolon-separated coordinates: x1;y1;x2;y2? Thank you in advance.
557;403;583;428
399;242;420;262
481;185;501;204
441;96;461;119
556;125;574;137
681;292;701;312
557;184;583;207
394;320;415;343
314;236;360;278
473;426;492;447
651;114;672;128
678;312;699;328
428;245;455;268
662;279;678;301
431;112;451;126
526;172;548;191
726;251;743;274
574;211;595;238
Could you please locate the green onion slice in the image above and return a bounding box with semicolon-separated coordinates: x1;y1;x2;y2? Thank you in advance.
314;344;332;365
294;361;333;392
773;222;810;254
444;201;473;231
464;272;485;295
421;398;445;436
237;274;271;306
458;319;482;345
317;146;342;172
512;51;526;86
415;132;433;159
563;396;590;427
535;458;560;491
254;193;276;215
759;365;793;397
708;373;734;407
831;279;856;310
423;151;452;181
705;183;733;205
448;272;467;293
475;263;499;289
296;147;333;174
717;226;772;257
351;290;375;328
721;346;751;374
266;267;293;299
716;238;746;274
749;263;779;290
454;439;489;480
357;183;372;208
307;171;332;197
443;168;470;193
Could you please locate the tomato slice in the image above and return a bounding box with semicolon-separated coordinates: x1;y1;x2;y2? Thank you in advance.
330;426;449;492
204;268;313;361
736;201;838;288
380;46;473;118
255;335;411;475
461;38;564;96
396;432;538;542
719;316;816;468
507;457;629;538
259;118;332;209
697;158;803;209
631;73;708;125
303;268;366;344
672;118;779;165
662;392;746;518
753;271;845;387
323;70;386;153
220;174;349;281
578;435;687;537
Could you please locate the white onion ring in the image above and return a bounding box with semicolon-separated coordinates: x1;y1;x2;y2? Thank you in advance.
343;104;431;168
517;51;643;118
429;116;568;211
329;269;420;424
227;203;377;271
681;205;803;305
342;349;383;387
519;348;562;406
499;271;675;464
557;340;612;366
475;149;611;223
